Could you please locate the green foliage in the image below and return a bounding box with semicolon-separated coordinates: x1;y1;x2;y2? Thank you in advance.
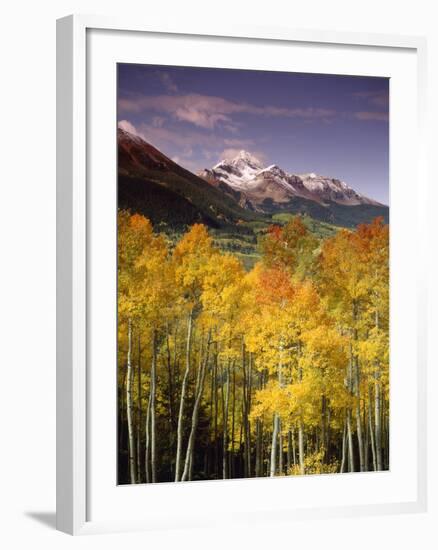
260;195;389;227
272;213;341;239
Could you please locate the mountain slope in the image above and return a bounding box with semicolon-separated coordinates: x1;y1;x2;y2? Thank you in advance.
118;131;388;232
199;150;385;212
262;195;389;228
118;129;266;231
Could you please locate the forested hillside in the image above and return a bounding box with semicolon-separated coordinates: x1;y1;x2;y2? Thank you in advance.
118;213;389;484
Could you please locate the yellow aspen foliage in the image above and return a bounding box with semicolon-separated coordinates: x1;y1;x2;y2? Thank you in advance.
117;211;390;483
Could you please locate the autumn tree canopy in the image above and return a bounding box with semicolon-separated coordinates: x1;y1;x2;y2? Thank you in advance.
118;212;389;483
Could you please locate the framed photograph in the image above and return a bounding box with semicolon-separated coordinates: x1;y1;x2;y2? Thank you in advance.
57;15;427;535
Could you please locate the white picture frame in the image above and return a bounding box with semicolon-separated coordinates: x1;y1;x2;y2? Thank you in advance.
56;14;428;535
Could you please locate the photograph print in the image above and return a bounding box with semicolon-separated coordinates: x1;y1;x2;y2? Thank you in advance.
117;64;389;484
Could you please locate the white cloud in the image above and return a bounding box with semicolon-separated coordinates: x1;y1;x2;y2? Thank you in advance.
218;148;267;164
118;93;337;130
118;119;267;171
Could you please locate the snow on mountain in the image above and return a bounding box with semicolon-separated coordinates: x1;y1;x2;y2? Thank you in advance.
210;150;265;189
198;150;381;210
297;173;379;206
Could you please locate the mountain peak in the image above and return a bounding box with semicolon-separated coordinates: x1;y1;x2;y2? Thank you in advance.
214;150;263;171
235;149;261;164
203;154;381;207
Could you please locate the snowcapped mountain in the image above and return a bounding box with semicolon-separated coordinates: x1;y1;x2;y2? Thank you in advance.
296;172;380;206
199;150;264;190
118;129;388;229
199;151;382;211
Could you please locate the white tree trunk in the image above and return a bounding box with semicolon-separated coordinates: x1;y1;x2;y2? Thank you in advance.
270;342;283;477
340;418;347;473
374;308;383;471
175;311;193;481
287;430;292;472
222;365;230;480
181;334;211;482
375;376;383;470
126;318;137;484
291;426;297;466
346;408;355;472
298;419;305;475
136;335;142;483
278;418;283;475
270;413;279;477
150;331;157;483
144;388;152;483
354;358;365;472
368;386;377;471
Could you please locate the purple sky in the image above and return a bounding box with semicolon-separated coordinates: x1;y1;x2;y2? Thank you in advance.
118;64;389;205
